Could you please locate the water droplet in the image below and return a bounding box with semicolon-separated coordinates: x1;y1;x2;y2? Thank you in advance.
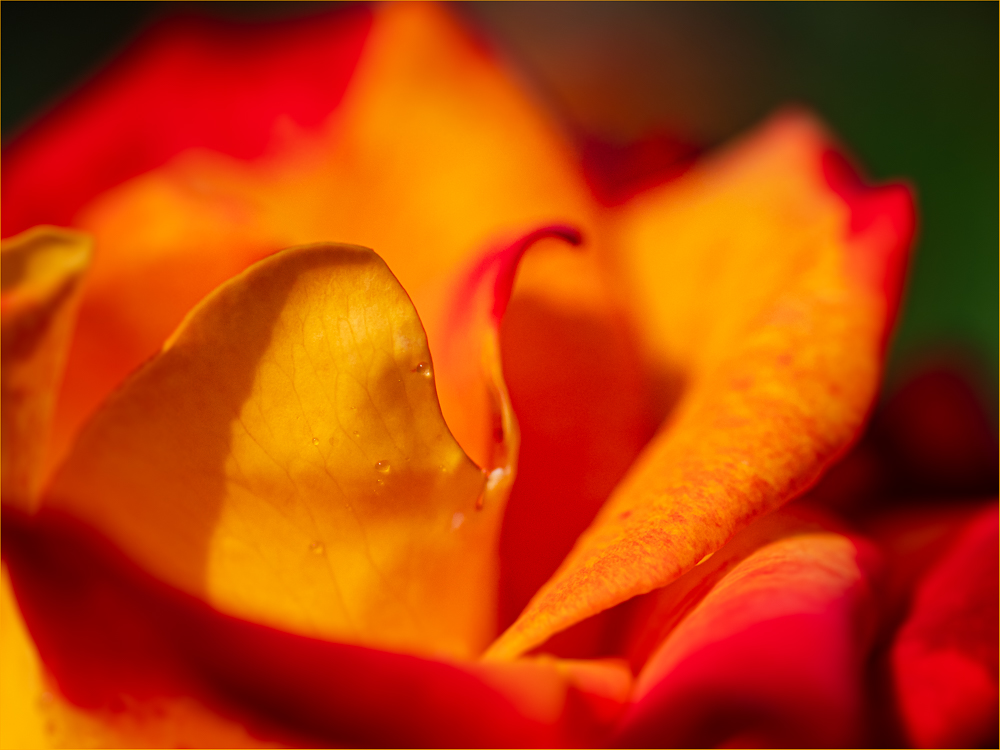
486;467;505;491
353;431;360;438
375;460;391;474
309;541;325;555
451;512;465;530
413;361;432;377
312;437;320;446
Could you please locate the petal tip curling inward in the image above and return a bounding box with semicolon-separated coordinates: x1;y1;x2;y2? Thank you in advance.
46;242;508;660
429;224;583;478
1;227;92;511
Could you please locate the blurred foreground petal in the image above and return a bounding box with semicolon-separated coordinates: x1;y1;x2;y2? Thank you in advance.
1;564;47;748
3;509;631;747
490;111;914;658
1;227;91;510
0;7;372;236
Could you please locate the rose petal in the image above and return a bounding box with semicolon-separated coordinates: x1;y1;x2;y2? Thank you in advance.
0;563;49;748
489;111;914;659
496;241;665;632
2;560;274;750
616;530;880;747
1;6;372;236
3;509;631;747
421;226;582;478
45;243;505;659
42;2;593;479
1;227;91;510
891;504;999;748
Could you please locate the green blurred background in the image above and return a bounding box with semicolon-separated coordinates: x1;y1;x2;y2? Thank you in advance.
3;1;996;414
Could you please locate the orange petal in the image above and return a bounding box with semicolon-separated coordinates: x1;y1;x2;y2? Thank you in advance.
45;243;503;659
51;2;593;479
1;227;91;511
488;111;914;659
617;530;879;746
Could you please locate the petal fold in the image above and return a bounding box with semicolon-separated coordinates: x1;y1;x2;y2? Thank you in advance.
1;227;91;510
46;243;500;659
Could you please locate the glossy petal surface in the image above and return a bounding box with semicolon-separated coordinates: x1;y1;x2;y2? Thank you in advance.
491;112;914;658
45;244;499;659
1;227;91;510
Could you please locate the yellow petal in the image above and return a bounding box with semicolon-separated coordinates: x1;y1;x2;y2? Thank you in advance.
488;111;912;659
1;563;48;749
46;243;501;659
1;227;91;511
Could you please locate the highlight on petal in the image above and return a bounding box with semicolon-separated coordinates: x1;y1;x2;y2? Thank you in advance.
616;530;880;747
891;504;999;748
489;110;915;659
3;509;631;747
45;243;503;659
1;564;48;748
41;1;594;480
1;227;91;511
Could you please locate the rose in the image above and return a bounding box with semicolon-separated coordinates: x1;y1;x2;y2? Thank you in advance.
1;4;995;747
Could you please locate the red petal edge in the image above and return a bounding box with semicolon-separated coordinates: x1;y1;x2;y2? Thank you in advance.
821;148;916;350
1;6;372;237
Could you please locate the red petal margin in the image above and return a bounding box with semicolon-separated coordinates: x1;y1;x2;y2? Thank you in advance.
614;532;881;747
458;225;583;325
891;504;999;748
1;507;589;747
1;6;372;237
821;148;916;350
